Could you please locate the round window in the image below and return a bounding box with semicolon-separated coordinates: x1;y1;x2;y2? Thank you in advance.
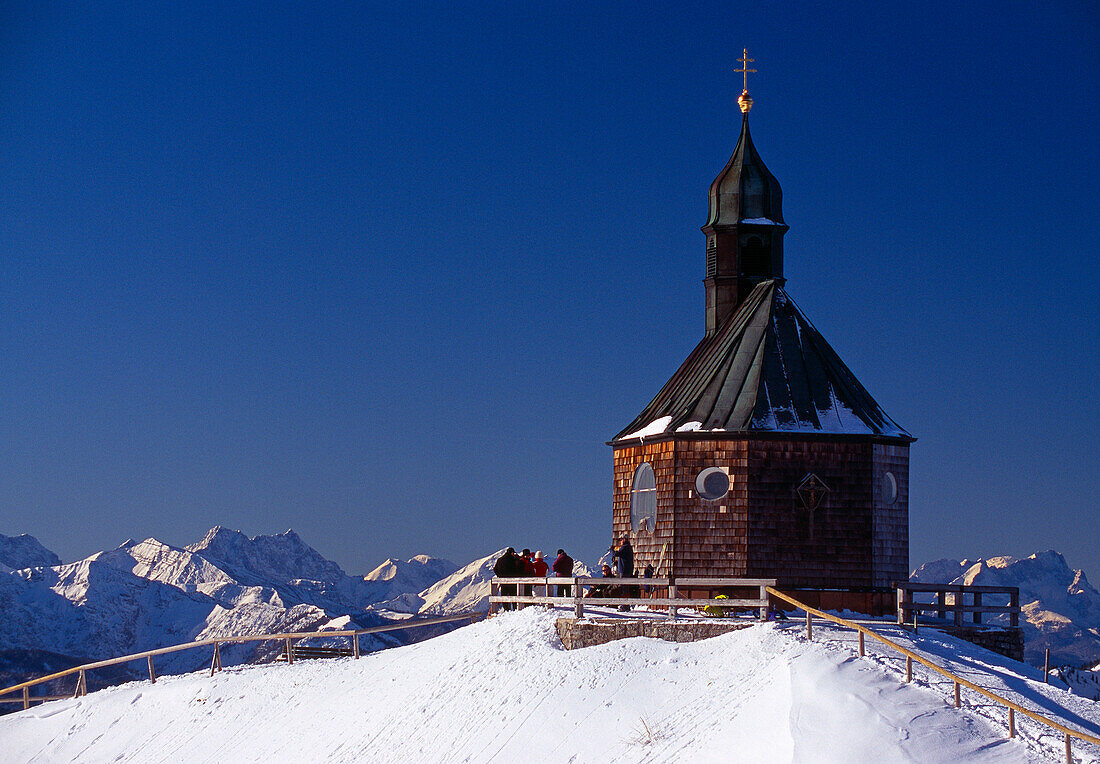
882;471;898;505
630;463;657;532
695;467;730;501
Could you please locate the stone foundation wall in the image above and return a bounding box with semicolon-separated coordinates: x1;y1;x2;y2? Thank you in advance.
555;618;753;650
943;626;1025;663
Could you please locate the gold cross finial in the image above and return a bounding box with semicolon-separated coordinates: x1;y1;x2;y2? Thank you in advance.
735;48;756;114
735;48;756;92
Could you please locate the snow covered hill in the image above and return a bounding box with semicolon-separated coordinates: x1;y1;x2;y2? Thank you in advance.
911;551;1100;667
2;608;1098;763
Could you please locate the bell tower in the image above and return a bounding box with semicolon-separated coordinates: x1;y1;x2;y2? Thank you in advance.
702;49;789;336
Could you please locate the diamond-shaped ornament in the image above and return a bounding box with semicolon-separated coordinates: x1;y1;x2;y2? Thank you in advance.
796;473;829;510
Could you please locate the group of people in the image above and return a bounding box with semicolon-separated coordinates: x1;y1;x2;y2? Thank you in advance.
493;547;577;610
494;537;655;611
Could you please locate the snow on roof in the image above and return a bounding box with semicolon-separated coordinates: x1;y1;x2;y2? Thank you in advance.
621;415;672;440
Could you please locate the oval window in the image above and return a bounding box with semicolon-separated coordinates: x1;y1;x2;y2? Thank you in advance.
630;463;657;533
695;467;730;501
882;471;898;505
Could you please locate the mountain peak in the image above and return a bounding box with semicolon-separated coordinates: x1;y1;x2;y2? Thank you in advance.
186;526;346;584
0;532;62;571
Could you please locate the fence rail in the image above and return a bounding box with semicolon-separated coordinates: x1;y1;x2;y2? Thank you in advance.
489;576;775;619
896;582;1020;627
767;587;1098;764
0;612;480;711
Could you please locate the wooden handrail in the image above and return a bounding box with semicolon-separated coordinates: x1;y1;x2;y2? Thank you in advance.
897;583;1020;595
0;612;480;702
766;587;1100;754
896;582;1020;627
496;577;777;587
490;576;775;620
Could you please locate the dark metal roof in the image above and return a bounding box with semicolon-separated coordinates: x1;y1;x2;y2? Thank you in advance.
612;280;912;443
705;115;786;229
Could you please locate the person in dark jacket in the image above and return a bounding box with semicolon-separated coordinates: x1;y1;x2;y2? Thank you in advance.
611;536;635;610
611;536;634;578
552;549;574;597
585;564;617;598
494;547;521;611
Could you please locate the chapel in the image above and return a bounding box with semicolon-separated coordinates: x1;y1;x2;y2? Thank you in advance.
609;54;914;596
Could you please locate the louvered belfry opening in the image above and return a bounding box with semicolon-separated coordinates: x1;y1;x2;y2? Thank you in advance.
609;102;913;604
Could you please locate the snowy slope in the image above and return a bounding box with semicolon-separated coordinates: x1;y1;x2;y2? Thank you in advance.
3;608;1097;763
912;551;1100;666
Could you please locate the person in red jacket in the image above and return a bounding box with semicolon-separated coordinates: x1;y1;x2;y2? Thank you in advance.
532;551;550;596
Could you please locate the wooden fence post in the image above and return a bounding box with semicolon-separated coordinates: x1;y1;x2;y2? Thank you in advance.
1008;707;1015;738
573;578;583;619
913;610;918;634
906;656;912;682
147;656;156;684
352;634;360;659
806;611;812;641
973;591;982;625
896;587;906;626
76;669;87;698
936;589;945;619
1010;589;1019;627
1065;732;1071;764
489;580;498;615
1044;649;1050;683
22;686;29;710
858;630;865;657
954;682;961;708
668;579;678;619
285;638;294;665
954;589;964;627
210;642;222;676
758;585;768;620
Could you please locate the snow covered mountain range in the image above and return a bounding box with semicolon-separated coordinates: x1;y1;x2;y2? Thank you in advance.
2;528;1098;700
911;551;1100;667
0;527;464;692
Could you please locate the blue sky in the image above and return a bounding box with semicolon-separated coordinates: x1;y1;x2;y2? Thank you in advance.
1;1;1097;576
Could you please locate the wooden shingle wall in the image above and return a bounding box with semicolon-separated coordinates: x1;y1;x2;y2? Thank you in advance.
872;443;910;587
612;437;910;590
670;440;749;578
742;438;875;588
612;442;676;576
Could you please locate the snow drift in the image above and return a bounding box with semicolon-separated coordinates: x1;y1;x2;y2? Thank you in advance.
3;608;1097;763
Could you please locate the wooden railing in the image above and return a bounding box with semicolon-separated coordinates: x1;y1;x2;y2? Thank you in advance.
489;576;774;619
767;587;1099;764
0;612;480;711
896;582;1020;627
